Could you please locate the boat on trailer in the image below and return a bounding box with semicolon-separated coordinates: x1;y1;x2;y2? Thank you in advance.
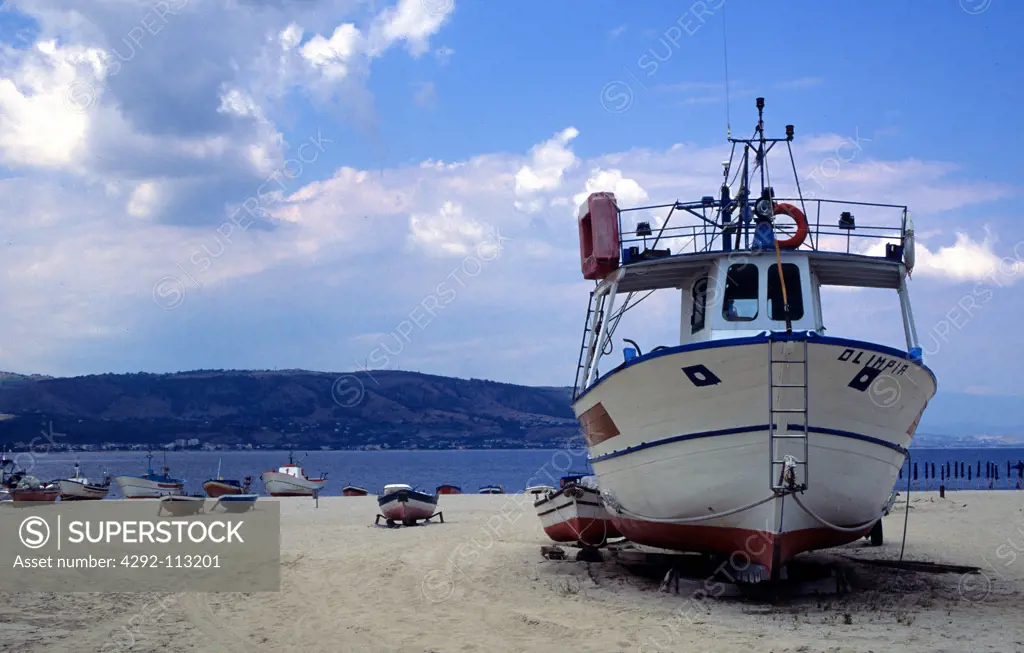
534;475;621;547
377;484;440;526
571;98;935;581
260;451;327;497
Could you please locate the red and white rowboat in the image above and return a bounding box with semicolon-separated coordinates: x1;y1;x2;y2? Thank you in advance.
534;476;620;547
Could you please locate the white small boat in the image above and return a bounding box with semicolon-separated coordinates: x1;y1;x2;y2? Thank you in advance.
58;462;111;501
378;484;438;526
534;475;620;547
213;494;258;513
260;451;327;497
478;485;505;494
158;495;205;517
114;452;185;499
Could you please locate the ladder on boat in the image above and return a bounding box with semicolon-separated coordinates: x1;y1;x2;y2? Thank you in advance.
769;337;809;493
572;295;596;399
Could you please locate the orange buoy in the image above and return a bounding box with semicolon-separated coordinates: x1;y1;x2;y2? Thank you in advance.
772;203;808;250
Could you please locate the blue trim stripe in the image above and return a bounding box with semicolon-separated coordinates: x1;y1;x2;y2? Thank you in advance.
574;330;937;404
589;423;907;463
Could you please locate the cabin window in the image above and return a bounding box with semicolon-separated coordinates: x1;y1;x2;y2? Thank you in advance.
691;276;709;333
768;263;805;321
722;264;759;321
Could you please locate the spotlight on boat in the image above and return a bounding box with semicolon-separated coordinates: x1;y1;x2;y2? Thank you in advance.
786;124;794;140
839;211;856;230
756;97;764;110
636;221;653;237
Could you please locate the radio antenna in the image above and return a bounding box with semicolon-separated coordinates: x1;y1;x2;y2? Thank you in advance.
721;4;732;141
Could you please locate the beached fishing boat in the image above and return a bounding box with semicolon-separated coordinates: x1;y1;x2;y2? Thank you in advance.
436;483;462;495
57;461;111;501
159;495;205;516
10;476;60;502
571;98;935;580
113;453;185;499
260;452;327;497
342;485;369;496
534;475;621;547
202;460;252;498
213;493;258;513
478;485;504;494
377;484;439;526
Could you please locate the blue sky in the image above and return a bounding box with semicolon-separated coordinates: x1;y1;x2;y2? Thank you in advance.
0;0;1022;431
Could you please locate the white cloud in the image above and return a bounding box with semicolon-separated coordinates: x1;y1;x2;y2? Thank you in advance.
126;181;163;219
913;230;1024;284
300;23;363;80
514;127;580;212
408;201;489;257
0;39;105;169
366;0;456;58
572;168;648;213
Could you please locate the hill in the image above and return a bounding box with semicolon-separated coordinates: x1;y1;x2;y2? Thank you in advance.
0;370;578;450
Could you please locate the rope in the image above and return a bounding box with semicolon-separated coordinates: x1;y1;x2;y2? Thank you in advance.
604;491;778;524
791;492;881;533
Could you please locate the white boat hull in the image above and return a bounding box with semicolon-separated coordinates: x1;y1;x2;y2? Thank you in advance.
378;490;438;524
114;476;184;499
58;479;110;501
261;472;326;497
534;485;621;547
574;334;935;577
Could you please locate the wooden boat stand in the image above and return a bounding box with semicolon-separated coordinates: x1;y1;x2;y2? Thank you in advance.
374;511;445;528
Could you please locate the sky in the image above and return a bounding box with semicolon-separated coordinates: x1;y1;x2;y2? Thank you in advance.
0;0;1022;424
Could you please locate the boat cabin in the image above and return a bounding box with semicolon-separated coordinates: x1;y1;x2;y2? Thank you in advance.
573;98;921;398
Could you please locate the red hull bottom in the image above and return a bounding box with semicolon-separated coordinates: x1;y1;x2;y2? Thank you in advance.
610;517;872;576
380;505;435;522
543;517;622;547
203;483;243;498
12;491;60;502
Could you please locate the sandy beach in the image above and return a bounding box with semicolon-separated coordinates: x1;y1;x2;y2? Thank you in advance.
2;491;1023;653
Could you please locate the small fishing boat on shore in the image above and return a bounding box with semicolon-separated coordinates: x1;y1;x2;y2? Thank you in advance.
213;494;258;513
260;452;327;497
478;485;504;494
377;484;439;526
114;452;185;499
436;484;462;495
57;462;111;501
159;495;205;516
342;485;369;496
202;460;252;498
534;475;621;547
11;477;61;502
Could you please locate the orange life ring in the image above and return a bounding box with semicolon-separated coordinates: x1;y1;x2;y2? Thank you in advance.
772;203;808;250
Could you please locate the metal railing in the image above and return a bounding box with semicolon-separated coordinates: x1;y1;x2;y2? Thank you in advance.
617;197;908;258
